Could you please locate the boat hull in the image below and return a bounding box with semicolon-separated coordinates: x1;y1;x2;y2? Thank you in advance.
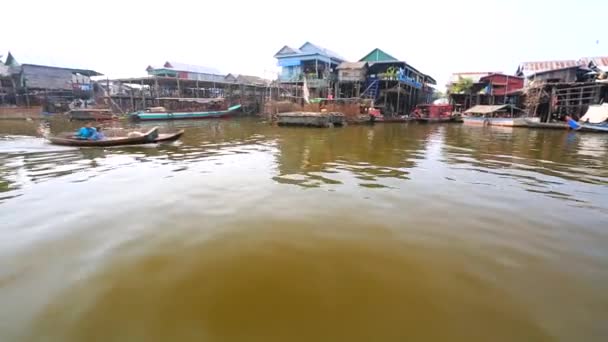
463;117;528;127
155;130;185;142
48;127;160;147
131;105;241;121
524;118;568;129
578;123;608;133
416;117;462;123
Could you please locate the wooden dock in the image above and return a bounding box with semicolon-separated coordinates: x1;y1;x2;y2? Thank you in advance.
0;106;43;120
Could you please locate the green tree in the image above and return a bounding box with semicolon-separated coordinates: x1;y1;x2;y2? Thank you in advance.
432;90;446;101
449;77;474;94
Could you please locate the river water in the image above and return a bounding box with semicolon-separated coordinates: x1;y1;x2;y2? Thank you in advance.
1;118;607;341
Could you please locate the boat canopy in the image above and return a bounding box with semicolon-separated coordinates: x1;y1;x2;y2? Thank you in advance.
580;103;608;124
465;105;510;115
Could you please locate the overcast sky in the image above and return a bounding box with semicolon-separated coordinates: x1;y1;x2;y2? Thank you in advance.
1;0;605;89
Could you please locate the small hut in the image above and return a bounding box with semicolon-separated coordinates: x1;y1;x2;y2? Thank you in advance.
337;62;368;83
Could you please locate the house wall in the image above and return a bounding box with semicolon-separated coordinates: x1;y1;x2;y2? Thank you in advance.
186;72;225;83
529;68;578;83
484;75;524;95
277;54;340;82
279;65;302;81
338;69;366;82
21;65;76;90
148;69;225;83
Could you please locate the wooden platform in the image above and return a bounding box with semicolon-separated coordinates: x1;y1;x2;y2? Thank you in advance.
0;106;43;120
524;119;568;130
277;112;346;128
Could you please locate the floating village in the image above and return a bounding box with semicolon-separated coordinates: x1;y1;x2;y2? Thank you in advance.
1;43;608;145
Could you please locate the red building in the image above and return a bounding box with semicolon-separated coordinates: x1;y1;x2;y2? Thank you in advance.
449;73;524;110
480;74;524;97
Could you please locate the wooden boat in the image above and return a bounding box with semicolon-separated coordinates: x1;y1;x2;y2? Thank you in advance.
48;127;160;147
130;104;241;121
68;129;183;141
412;104;462;123
463;105;528;127
276;112;346;127
155;130;185;142
577;123;608;133
572;104;608;133
462;116;528;127
68;108;116;121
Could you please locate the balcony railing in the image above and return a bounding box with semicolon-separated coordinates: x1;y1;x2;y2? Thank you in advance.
278;73;334;88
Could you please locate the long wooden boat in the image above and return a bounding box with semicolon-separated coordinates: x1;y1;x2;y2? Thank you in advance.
462;105;529;127
573;104;608;133
56;129;184;143
48;127;160;147
130;104;241;121
155;130;185;142
463;116;528;127
577;123;608;133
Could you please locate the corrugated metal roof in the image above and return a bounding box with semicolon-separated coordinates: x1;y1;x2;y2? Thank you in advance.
579;56;608;72
516;60;579;77
236;74;269;85
579;56;608;67
359;48;399;63
161;61;222;75
336;62;367;70
274;46;301;57
300;42;345;61
274;42;345;62
22;64;102;77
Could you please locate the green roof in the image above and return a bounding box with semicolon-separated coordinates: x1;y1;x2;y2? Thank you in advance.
359;48;398;62
5;52;19;67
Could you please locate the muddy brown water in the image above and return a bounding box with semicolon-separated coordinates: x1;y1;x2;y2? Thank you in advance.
1;118;607;341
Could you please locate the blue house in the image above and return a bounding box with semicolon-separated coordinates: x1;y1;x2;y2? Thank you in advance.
274;42;345;86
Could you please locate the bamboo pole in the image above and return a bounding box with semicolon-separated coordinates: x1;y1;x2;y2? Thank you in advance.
141;79;146;109
396;82;401;115
154;76;159;106
176;75;181;98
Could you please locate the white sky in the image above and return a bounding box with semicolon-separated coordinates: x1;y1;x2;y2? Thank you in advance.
1;0;606;89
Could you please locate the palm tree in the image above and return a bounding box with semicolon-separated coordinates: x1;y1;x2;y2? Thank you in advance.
449;77;474;94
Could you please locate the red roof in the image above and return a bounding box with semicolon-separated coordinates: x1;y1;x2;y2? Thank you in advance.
579;56;608;67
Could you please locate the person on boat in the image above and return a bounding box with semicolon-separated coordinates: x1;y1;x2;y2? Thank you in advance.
75;122;96;140
565;115;581;130
90;127;106;141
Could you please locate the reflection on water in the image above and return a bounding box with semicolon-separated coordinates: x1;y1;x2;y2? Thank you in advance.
1;118;608;341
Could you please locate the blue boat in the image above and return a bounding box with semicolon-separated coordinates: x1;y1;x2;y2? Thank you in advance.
130;104;241;121
578;123;608;133
570;104;608;133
